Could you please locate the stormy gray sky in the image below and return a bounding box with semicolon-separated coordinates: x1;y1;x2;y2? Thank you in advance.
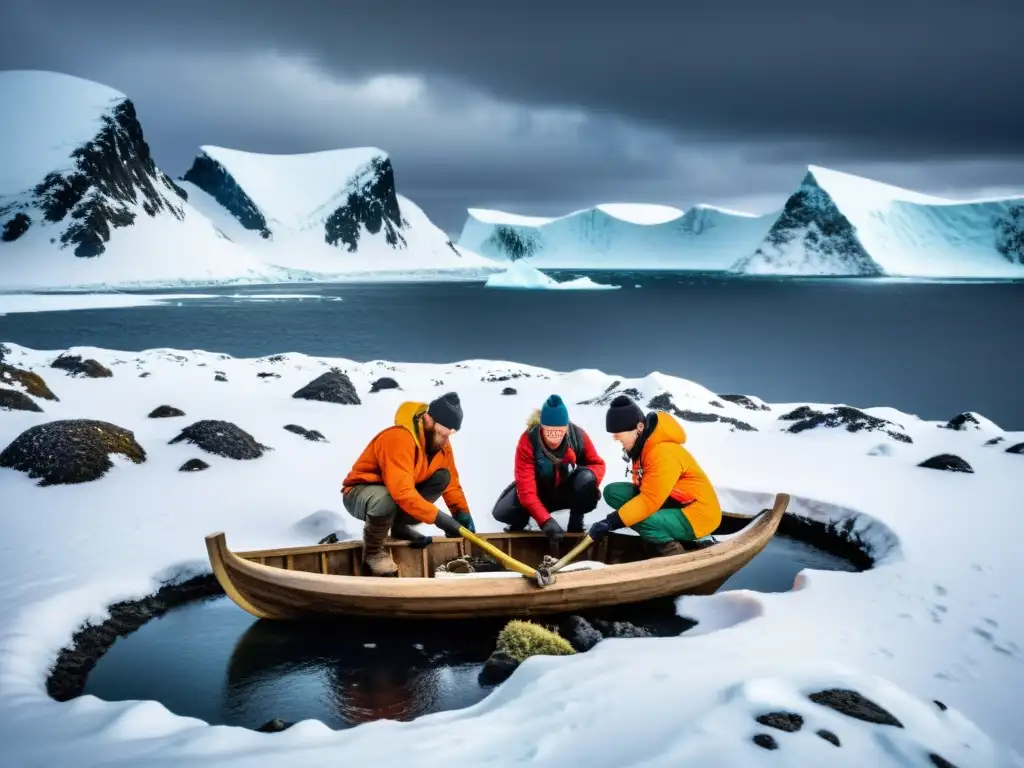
3;0;1023;234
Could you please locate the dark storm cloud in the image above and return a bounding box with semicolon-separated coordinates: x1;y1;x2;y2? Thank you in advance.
3;1;1023;232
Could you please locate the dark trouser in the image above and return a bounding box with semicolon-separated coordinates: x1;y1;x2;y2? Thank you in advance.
492;468;600;532
343;469;451;529
602;482;696;544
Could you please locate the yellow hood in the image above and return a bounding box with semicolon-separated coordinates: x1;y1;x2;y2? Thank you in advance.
642;411;687;456
394;401;428;448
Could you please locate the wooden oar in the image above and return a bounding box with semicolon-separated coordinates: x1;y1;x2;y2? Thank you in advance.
455;526;541;580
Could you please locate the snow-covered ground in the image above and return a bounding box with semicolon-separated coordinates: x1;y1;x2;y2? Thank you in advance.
484;260;620;290
458;202;777;271
0;342;1021;766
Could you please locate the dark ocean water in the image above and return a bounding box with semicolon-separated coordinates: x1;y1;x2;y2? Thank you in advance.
2;272;1022;428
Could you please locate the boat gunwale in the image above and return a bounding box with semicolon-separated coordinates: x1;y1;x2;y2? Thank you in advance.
206;498;788;600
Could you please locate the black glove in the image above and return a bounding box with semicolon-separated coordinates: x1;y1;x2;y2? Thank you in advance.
588;512;624;541
454;511;476;533
434;510;464;537
541;517;564;544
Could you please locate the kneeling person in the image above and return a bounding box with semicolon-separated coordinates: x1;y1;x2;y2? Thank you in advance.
588;395;721;556
492;395;606;544
342;392;475;575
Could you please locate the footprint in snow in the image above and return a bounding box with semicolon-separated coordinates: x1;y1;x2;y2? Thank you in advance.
934;584;947;597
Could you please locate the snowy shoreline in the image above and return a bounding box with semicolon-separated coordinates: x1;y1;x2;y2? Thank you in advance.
0;342;1021;766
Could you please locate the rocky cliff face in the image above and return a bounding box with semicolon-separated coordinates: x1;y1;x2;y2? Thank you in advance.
324;156;408;252
996;204;1024;265
181;153;271;239
734;172;883;275
0;99;189;258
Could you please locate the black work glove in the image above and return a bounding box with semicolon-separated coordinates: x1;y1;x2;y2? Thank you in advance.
541;517;564;545
588;511;624;541
433;510;464;537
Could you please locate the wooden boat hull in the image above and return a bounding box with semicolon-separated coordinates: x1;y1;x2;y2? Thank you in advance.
206;493;789;620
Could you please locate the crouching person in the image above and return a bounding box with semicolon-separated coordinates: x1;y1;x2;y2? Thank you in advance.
587;395;721;556
492;395;606;545
342;392;475;576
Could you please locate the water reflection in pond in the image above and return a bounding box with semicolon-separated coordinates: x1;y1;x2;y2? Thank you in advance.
83;534;858;730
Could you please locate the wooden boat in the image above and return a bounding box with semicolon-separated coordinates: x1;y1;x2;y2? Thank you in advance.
206;493;789;620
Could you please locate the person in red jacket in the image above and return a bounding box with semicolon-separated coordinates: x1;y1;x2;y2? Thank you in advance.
491;395;607;544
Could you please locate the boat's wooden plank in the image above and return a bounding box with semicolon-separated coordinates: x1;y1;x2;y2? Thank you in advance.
392;544;427;578
264;555;286;570
320;552;328;575
325;549;350;576
286;554;294;571
291;553;320;574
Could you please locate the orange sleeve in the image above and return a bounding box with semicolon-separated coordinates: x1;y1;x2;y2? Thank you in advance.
616;445;683;527
374;430;438;524
440;448;471;515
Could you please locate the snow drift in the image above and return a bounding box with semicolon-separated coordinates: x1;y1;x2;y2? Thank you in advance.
734;166;1024;278
457;202;777;270
0;70;492;290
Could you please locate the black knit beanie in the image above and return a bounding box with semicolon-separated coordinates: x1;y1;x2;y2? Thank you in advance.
428;391;463;430
605;395;645;433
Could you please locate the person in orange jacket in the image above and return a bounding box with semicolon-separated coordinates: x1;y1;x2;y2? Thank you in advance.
342;392;475;575
588;395;722;556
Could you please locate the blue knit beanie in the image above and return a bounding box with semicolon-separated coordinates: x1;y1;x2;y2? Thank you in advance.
540;394;569;426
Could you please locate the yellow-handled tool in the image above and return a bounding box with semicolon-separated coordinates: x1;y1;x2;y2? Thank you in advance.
454;527;551;583
547;534;594;575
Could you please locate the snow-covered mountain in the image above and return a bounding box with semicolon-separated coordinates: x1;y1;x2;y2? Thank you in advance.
733;166;1024;278
457;203;777;270
0;70;491;289
457;167;1024;278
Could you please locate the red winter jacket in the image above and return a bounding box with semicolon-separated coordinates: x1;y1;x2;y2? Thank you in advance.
513;424;606;525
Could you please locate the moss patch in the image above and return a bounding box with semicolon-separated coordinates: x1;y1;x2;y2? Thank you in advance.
51;354;113;378
495;620;576;662
0;364;59;401
169;420;270;460
0;419;146;485
0;388;43;412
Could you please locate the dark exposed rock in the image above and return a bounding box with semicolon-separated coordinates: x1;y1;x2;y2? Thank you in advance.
2;212;31;242
284;424;327;442
735;171;884;275
647;392;756;432
755;711;804;732
46;573;222;701
590;619;653;639
718;394;770;411
50;354;112;378
0;419;146;485
561;615;603;652
168;420;270;460
0;388;43;412
257;718;294;733
0;343;8;363
318;533;339;545
1006;443;1024;455
257;371;280;379
139;371;151;378
816;729;840;746
502;387;517;395
996;203;1024;265
777;513;875;570
482;371;530;383
942;412;982;431
0;364;58;400
778;405;822;421
934;699;948;711
752;733;778;750
181;152;271;238
485;225;541;260
929;753;958;768
324;156;408;251
917;454;973;473
478;649;520;685
148;405;185;418
783;405;912;443
578;381;642;406
28;99;187;258
984;437;1004;446
292;370;361;405
214;373;228;382
369;376;400;392
808;688;903;727
179;458;210;472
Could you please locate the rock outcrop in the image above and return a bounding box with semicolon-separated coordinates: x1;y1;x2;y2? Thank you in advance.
168;420;270;460
292;370;361;405
324;157;408;251
780;405;912;443
51;354;112;378
0;419;146;485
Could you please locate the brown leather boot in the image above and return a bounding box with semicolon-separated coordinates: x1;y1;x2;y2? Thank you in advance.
362;515;399;576
654;540;686;557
